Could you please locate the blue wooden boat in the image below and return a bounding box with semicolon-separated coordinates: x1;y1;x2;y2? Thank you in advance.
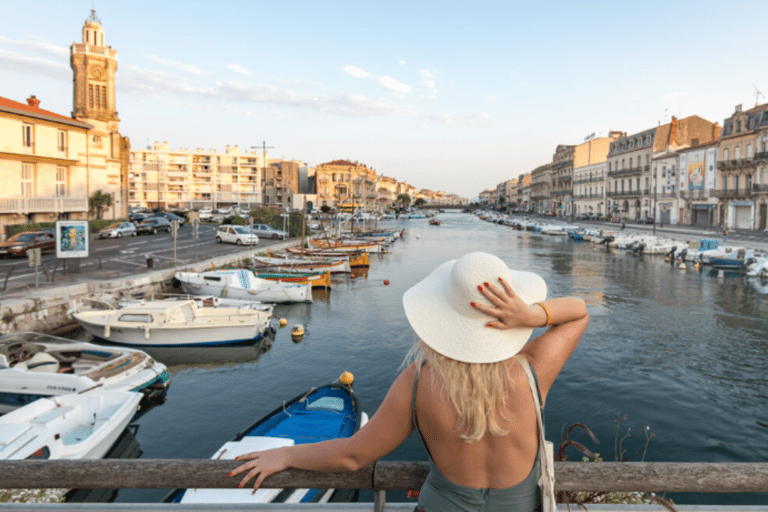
166;373;367;505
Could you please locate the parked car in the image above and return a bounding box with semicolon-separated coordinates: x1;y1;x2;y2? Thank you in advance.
148;212;185;226
136;217;171;235
0;230;56;258
129;212;149;225
636;216;655;225
250;224;287;240
198;208;214;222
98;222;137;239
215;225;259;246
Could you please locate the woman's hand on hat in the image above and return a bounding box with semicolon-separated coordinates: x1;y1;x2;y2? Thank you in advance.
473;277;541;330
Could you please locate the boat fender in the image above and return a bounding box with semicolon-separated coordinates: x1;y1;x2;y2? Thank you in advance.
104;324;111;338
679;260;686;270
291;324;304;336
279;318;287;327
339;371;354;387
384;280;390;285
145;326;150;340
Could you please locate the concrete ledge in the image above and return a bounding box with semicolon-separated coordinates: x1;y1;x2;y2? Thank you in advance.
0;240;298;335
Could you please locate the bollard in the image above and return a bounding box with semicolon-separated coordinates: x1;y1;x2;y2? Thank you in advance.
146;254;154;269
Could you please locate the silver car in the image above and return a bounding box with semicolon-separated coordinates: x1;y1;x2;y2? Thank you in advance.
250;224;288;239
99;222;137;239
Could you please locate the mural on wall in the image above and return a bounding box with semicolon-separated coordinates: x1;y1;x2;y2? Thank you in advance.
55;220;90;258
687;157;704;191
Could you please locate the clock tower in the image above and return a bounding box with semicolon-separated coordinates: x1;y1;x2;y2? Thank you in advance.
70;10;129;218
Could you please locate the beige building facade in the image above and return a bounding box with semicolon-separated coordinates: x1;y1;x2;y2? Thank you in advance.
315;160;378;211
572;132;621;217
0;10;128;239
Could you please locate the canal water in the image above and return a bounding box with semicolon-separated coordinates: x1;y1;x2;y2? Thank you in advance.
77;212;767;505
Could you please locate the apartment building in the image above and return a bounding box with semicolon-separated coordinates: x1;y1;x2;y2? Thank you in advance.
607;115;719;222
572;132;622;217
549;145;574;217
129;143;265;210
717;103;768;230
677;141;719;227
315;160;379;211
530;164;551;213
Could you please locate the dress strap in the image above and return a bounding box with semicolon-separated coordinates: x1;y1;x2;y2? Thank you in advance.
411;361;434;460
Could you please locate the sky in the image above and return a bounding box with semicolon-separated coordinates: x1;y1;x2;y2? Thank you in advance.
1;0;767;200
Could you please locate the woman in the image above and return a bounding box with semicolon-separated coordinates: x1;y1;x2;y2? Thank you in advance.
230;252;588;511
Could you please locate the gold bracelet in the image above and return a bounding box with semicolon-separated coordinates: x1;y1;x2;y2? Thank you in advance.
536;302;551;327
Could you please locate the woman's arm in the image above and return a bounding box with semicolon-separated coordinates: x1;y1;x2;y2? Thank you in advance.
474;277;588;403
229;364;417;491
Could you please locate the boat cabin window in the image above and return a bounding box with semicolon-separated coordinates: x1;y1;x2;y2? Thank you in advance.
203;276;222;281
118;314;153;323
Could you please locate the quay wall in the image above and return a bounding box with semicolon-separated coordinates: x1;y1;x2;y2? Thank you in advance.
0;241;295;336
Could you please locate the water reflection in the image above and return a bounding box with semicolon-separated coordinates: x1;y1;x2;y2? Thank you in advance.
140;332;275;369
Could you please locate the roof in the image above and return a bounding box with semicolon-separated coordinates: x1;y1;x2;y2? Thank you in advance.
0;95;91;129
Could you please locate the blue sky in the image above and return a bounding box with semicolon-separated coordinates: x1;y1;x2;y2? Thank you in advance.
1;0;766;199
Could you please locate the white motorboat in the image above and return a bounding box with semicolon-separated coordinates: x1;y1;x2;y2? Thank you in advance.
175;269;313;303
73;299;276;347
0;332;170;414
0;389;141;460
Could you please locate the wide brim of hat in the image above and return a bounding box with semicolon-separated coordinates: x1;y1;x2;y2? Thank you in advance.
403;259;547;363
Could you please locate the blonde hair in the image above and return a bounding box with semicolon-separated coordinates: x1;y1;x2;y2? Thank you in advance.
404;339;516;443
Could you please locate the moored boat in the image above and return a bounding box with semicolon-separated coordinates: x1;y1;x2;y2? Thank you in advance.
253;269;332;289
0;332;170;414
285;247;370;267
73;299;276;347
165;372;368;505
0;389;142;460
253;255;351;273
175;270;313;303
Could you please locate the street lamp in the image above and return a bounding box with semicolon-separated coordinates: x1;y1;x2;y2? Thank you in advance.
652;169;657;236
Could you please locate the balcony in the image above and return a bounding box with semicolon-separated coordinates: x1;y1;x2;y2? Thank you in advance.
0;196;88;214
719;158;758;170
608;166;644;177
551;159;573;170
753;184;768;193
680;190;711;200
606;190;641;198
550;189;573;196
756;152;768;161
573;193;604;200
712;189;750;198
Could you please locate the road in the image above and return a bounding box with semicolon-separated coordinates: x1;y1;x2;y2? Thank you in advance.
0;223;286;296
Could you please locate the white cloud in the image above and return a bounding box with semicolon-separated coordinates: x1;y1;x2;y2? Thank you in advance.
377;76;411;94
663;91;687;100
0;36;68;59
487;95;497;101
423;80;435;88
399;60;407;65
228;64;252;76
424;112;496;128
345;65;411;95
143;54;214;76
421;69;434;79
216;81;414;117
120;64;217;99
0;48;69;81
343;65;371;78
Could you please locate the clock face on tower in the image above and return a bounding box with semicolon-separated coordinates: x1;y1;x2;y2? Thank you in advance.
89;66;106;81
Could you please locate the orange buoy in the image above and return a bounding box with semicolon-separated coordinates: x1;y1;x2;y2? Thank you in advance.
384;280;390;285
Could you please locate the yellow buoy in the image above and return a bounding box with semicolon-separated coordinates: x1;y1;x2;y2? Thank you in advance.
291;324;304;336
339;371;354;386
279;318;288;327
613;250;616;255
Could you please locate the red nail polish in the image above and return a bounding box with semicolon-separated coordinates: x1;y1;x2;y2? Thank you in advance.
228;472;233;477
237;484;242;488
484;282;490;287
498;277;503;282
486;322;493;327
470;302;476;307
477;285;483;291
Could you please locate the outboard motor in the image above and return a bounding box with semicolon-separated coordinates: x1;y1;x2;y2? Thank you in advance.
602;235;614;245
679;248;688;261
665;246;677;258
633;242;646;255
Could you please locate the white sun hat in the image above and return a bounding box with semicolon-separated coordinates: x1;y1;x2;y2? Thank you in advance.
402;252;547;363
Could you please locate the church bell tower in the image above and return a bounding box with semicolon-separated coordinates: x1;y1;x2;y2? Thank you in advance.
70;9;119;124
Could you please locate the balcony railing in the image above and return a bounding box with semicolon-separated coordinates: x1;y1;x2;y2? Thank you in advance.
719;158;759;170
550;189;573;196
573;193;604;200
712;189;750;198
608;166;644;177
551;159;573;170
753;184;768;192
606;190;643;198
680;190;711;200
0;196;88;214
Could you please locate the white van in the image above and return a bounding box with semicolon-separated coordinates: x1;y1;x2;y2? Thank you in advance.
215;225;259;246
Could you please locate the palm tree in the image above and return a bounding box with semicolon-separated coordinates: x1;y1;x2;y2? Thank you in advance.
89;190;113;219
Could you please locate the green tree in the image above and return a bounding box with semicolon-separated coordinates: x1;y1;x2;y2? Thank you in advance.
88;190;113;219
397;193;411;209
414;197;426;208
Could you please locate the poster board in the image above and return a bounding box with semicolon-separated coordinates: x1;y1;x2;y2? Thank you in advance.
55;220;90;259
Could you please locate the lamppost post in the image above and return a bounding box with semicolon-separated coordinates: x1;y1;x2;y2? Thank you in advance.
652;169;657;236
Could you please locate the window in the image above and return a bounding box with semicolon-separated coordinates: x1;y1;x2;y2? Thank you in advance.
56;167;66;196
736;120;742;132
723;148;729;161
101;85;107;109
21;163;33;196
57;130;66;152
747;144;753;158
95;85;101;110
746;174;752;191
22;124;33;147
734;176;740;192
735;146;741;159
722;176;728;191
88;84;94;109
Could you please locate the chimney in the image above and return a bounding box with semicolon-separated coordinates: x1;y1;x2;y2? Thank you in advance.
26;95;40;108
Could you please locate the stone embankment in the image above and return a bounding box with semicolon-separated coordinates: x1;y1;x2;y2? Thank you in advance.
0;241;294;336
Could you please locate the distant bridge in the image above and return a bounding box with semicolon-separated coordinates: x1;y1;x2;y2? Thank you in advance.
421;204;475;210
